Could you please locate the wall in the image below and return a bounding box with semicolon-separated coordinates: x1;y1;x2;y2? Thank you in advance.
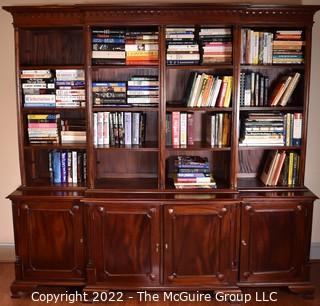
1;0;319;256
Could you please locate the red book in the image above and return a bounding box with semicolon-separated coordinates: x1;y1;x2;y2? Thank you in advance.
272;151;287;186
172;112;180;147
187;113;194;146
216;76;228;107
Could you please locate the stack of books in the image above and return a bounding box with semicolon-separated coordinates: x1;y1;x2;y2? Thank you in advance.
21;70;55;108
127;76;159;106
55;70;85;107
206;113;231;147
166;28;200;65
91;28;126;65
60;119;86;144
272;30;304;64
49;150;87;184
173;156;216;189
269;72;301;106
92;82;127;106
260;150;300;186
240;113;284;146
93;111;146;147
241;29;274;64
27;114;60;144
199;28;232;64
185;73;232;107
239;71;269;106
166;112;194;147
125;29;159;65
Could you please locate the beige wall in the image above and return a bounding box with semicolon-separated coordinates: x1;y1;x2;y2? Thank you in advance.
0;0;319;245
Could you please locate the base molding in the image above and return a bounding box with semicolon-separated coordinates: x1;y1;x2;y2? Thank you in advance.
0;244;15;262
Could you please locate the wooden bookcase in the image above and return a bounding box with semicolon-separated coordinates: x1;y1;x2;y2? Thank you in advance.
3;3;319;298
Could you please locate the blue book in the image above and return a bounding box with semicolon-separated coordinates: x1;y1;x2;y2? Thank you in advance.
61;152;67;183
92;82;126;87
52;151;61;184
92;38;125;44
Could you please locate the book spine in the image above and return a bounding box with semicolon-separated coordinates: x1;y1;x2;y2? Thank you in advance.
132;112;140;145
97;112;104;145
172;112;180;146
61;152;67;183
187;113;194;146
52;151;61;184
93;113;98;146
180;112;187;146
72;151;78;184
166;113;172;146
67;152;73;183
292;113;302;146
124;112;132;145
103;112;110;145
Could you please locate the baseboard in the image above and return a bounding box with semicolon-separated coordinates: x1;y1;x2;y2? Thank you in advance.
310;243;320;260
0;244;15;262
1;243;319;262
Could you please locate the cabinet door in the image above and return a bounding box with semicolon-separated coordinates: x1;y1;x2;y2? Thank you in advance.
240;200;312;283
18;200;84;280
88;203;160;286
164;203;238;286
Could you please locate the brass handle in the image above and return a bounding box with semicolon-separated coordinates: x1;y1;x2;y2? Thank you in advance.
241;240;247;246
156;243;160;253
165;243;168;250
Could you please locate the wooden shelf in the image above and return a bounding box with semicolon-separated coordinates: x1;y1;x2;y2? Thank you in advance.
240;106;303;112
93;106;158;112
166;64;233;70
166;104;232;112
95;142;159;152
237;177;305;191
22;107;86;112
24;144;87;150
240;64;305;69
166;142;231;151
95;177;158;190
239;145;301;150
21;180;87;191
20;64;84;70
91;64;159;69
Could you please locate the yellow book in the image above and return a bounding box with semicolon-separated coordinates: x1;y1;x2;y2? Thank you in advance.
288;152;294;185
27;114;50;120
223;76;233;107
222;114;230;146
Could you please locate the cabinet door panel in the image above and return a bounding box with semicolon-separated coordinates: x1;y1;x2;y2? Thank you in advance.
240;201;312;283
88;203;160;286
164;203;237;286
19;201;84;280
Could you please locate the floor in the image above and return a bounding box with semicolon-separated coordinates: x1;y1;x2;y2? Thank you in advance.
0;262;319;305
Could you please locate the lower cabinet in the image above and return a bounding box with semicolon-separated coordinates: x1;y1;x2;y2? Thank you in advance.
164;203;239;286
239;200;313;283
86;203;161;286
86;201;239;288
13;199;85;281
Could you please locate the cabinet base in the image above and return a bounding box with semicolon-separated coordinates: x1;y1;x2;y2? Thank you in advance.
10;281;38;298
288;284;315;299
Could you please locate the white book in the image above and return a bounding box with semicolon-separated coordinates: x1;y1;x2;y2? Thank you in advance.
92;51;126;59
166;54;200;60
180;112;187;146
72;151;77;184
209;78;222;107
97;112;104;145
93;113;98;146
67;152;73;183
125;44;158;51
25;95;56;103
103;112;110;145
124;112;132;145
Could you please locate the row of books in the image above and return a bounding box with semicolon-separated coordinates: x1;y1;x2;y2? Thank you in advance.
166;27;200;65
260;150;299;186
241;29;305;64
173;156;216;189
239;72;269;107
93;112;146;147
27;114;86;145
49;150;87;184
269;72;301;106
166;27;232;65
92;28;159;65
206;113;231;147
93;76;159;106
166;112;194;147
272;30;304;64
199;28;232;64
21;69;85;108
185;73;233;107
240;112;302;147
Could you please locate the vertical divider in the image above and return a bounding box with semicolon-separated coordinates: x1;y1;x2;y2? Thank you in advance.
230;25;241;189
14;27;27;187
84;25;95;189
159;25;166;190
301;25;313;186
